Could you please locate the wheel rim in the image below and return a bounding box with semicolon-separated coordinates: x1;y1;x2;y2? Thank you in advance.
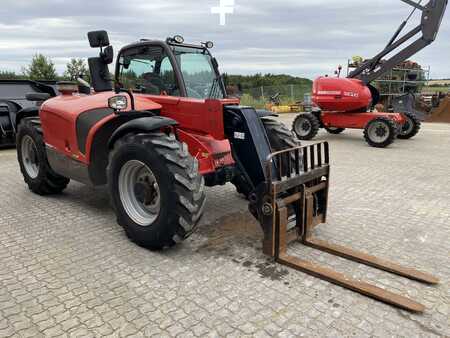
21;135;39;179
118;160;161;226
294;118;312;137
368;121;390;144
401;116;414;135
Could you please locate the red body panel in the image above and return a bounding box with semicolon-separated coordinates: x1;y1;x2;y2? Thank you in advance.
312;77;372;112
142;95;239;174
177;129;234;173
313;76;406;129
40;92;161;164
40;91;239;175
138;95;239;140
321;111;406;129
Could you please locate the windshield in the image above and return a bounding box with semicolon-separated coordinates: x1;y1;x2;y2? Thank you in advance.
119;46;180;96
172;46;224;99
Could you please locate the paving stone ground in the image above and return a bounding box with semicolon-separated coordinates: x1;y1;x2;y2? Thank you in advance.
0;115;449;338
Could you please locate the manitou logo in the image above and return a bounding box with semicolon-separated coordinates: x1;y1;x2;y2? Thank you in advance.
317;90;341;96
211;0;235;26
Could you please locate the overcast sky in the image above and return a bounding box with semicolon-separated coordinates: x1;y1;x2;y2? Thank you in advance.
0;0;449;79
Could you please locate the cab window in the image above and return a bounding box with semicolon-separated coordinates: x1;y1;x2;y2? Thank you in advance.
119;46;179;96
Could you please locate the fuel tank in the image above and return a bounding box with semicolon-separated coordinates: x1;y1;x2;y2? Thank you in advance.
312;77;372;112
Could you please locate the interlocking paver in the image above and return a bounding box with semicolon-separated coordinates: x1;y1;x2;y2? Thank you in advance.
0;117;449;337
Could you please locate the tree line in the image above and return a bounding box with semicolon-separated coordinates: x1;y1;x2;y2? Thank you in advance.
0;54;90;82
224;73;312;90
0;54;313;91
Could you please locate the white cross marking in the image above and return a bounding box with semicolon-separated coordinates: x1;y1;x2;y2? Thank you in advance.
211;0;235;26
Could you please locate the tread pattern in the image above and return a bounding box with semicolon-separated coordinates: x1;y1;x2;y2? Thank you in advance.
292;113;320;140
232;119;301;198
363;117;397;148
109;133;206;248
263;118;301;149
17;118;69;195
397;112;421;139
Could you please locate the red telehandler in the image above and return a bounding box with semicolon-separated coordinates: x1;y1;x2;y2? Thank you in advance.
293;0;447;147
15;30;438;312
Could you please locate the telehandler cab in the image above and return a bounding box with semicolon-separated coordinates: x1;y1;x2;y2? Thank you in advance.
16;31;438;313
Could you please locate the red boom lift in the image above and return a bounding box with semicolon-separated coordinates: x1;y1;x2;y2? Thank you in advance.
293;0;447;147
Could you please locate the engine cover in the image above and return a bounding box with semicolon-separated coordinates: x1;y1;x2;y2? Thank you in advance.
312;77;372;112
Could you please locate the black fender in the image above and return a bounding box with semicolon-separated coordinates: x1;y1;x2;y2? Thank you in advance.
0;100;22;129
87;115;177;186
15;106;39;128
108;116;178;149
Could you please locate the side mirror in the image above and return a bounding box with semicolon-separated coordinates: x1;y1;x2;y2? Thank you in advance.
101;46;114;65
86;30;113;92
88;58;113;92
87;30;110;48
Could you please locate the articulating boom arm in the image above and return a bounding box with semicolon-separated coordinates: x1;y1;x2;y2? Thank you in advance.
348;0;447;84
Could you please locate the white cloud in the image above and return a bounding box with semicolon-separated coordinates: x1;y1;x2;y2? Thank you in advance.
0;0;448;79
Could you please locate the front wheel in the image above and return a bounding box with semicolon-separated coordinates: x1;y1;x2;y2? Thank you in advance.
108;132;206;250
397;112;421;139
363;117;397;148
292;113;320;140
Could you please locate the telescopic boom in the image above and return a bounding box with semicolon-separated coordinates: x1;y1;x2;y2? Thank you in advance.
348;0;447;84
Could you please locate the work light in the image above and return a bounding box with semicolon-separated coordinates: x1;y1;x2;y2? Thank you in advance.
108;95;128;111
173;35;184;44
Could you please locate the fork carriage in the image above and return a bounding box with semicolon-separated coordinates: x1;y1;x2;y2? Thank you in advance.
257;142;438;313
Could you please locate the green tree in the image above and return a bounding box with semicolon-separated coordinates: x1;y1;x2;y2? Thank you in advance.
0;70;23;80
64;58;90;81
22;54;57;80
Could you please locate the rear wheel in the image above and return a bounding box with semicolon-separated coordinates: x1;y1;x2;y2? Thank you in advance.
108;132;206;250
232;119;301;198
263;118;301;155
363;117;397;148
397;112;421;139
325;126;346;134
292;113;320;140
17;118;70;195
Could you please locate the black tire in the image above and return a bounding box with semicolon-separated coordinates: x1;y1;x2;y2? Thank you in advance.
16;118;70;195
292;113;320;140
108;132;206;250
397;112;421;139
263;118;301;155
325;126;346;135
232;119;301;198
363;117;397;148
